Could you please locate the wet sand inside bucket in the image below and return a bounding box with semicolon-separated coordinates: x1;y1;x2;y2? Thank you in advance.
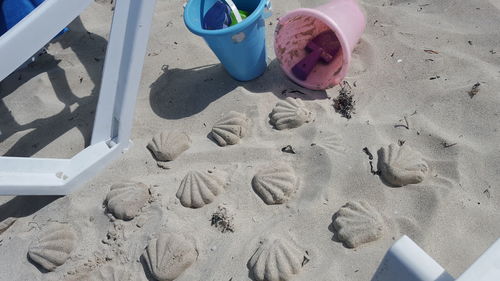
275;14;344;89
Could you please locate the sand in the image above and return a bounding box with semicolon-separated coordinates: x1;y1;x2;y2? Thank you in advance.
1;0;499;280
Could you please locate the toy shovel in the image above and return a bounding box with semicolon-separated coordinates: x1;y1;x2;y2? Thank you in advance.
291;30;340;81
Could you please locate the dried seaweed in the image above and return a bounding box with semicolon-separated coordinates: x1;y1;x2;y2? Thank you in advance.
333;82;355;119
424;49;439;54
211;205;234;233
468;82;480;98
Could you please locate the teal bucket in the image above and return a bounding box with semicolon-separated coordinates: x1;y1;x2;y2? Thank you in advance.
184;0;272;81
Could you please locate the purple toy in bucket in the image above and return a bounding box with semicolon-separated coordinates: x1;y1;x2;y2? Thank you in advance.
203;0;232;30
203;0;247;30
291;30;340;81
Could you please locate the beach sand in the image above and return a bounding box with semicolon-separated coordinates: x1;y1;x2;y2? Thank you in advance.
0;0;499;280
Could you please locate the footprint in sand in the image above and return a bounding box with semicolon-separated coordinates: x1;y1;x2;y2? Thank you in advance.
28;223;77;271
248;234;309;281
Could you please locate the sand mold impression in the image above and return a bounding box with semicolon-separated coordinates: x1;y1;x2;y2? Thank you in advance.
147;131;191;161
176;170;227;208
252;162;299;205
313;133;345;153
143;233;198;281
269;97;311;130
211;111;250;146
248;235;309;281
105;182;149;220
28;223;77;271
379;143;429;187
332;201;384;248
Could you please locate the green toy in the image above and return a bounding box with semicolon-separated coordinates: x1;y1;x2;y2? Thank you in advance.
230;10;249;26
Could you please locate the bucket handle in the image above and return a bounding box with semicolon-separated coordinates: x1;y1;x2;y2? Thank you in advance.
224;0;243;23
263;0;272;19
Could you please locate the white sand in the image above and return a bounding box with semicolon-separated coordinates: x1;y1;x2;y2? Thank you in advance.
1;0;499;280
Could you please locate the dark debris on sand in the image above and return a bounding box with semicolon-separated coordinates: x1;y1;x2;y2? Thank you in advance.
211;205;235;233
281;145;296;154
363;147;381;175
333;81;356;119
468;82;480;98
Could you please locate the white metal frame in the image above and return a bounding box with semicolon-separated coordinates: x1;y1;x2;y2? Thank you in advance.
372;235;500;281
0;0;156;195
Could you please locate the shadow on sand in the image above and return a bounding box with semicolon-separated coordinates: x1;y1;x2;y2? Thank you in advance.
0;16;108;228
0;17;106;157
149;59;329;120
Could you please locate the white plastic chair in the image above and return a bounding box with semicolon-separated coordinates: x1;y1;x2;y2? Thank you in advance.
0;0;156;195
372;235;500;281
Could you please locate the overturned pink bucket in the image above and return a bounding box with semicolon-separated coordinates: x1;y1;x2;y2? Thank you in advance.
274;0;366;90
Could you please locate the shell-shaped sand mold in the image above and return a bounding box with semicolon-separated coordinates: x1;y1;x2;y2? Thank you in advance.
252;162;298;205
143;233;198;281
147;131;191;161
211;111;250;146
90;265;134;281
176;170;226;208
106;182;149;220
333;201;384;248
379;144;429;187
248;235;309;281
28;223;77;271
270;97;311;130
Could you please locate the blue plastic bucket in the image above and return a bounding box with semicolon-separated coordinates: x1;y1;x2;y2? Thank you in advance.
184;0;271;81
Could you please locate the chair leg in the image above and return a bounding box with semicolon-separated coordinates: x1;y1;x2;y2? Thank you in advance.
0;0;156;195
91;0;157;146
456;239;500;281
371;236;455;281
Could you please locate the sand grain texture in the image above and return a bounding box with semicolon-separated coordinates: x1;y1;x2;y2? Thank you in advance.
1;0;500;280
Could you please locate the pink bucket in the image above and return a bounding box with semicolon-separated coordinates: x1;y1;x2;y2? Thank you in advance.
274;0;366;90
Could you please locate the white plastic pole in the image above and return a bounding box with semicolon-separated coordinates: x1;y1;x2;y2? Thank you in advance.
456;239;500;281
91;0;157;145
0;0;156;195
372;236;455;281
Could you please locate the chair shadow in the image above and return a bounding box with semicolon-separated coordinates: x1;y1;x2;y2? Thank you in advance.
0;16;107;157
0;17;107;231
149;59;329;120
0;196;61;222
